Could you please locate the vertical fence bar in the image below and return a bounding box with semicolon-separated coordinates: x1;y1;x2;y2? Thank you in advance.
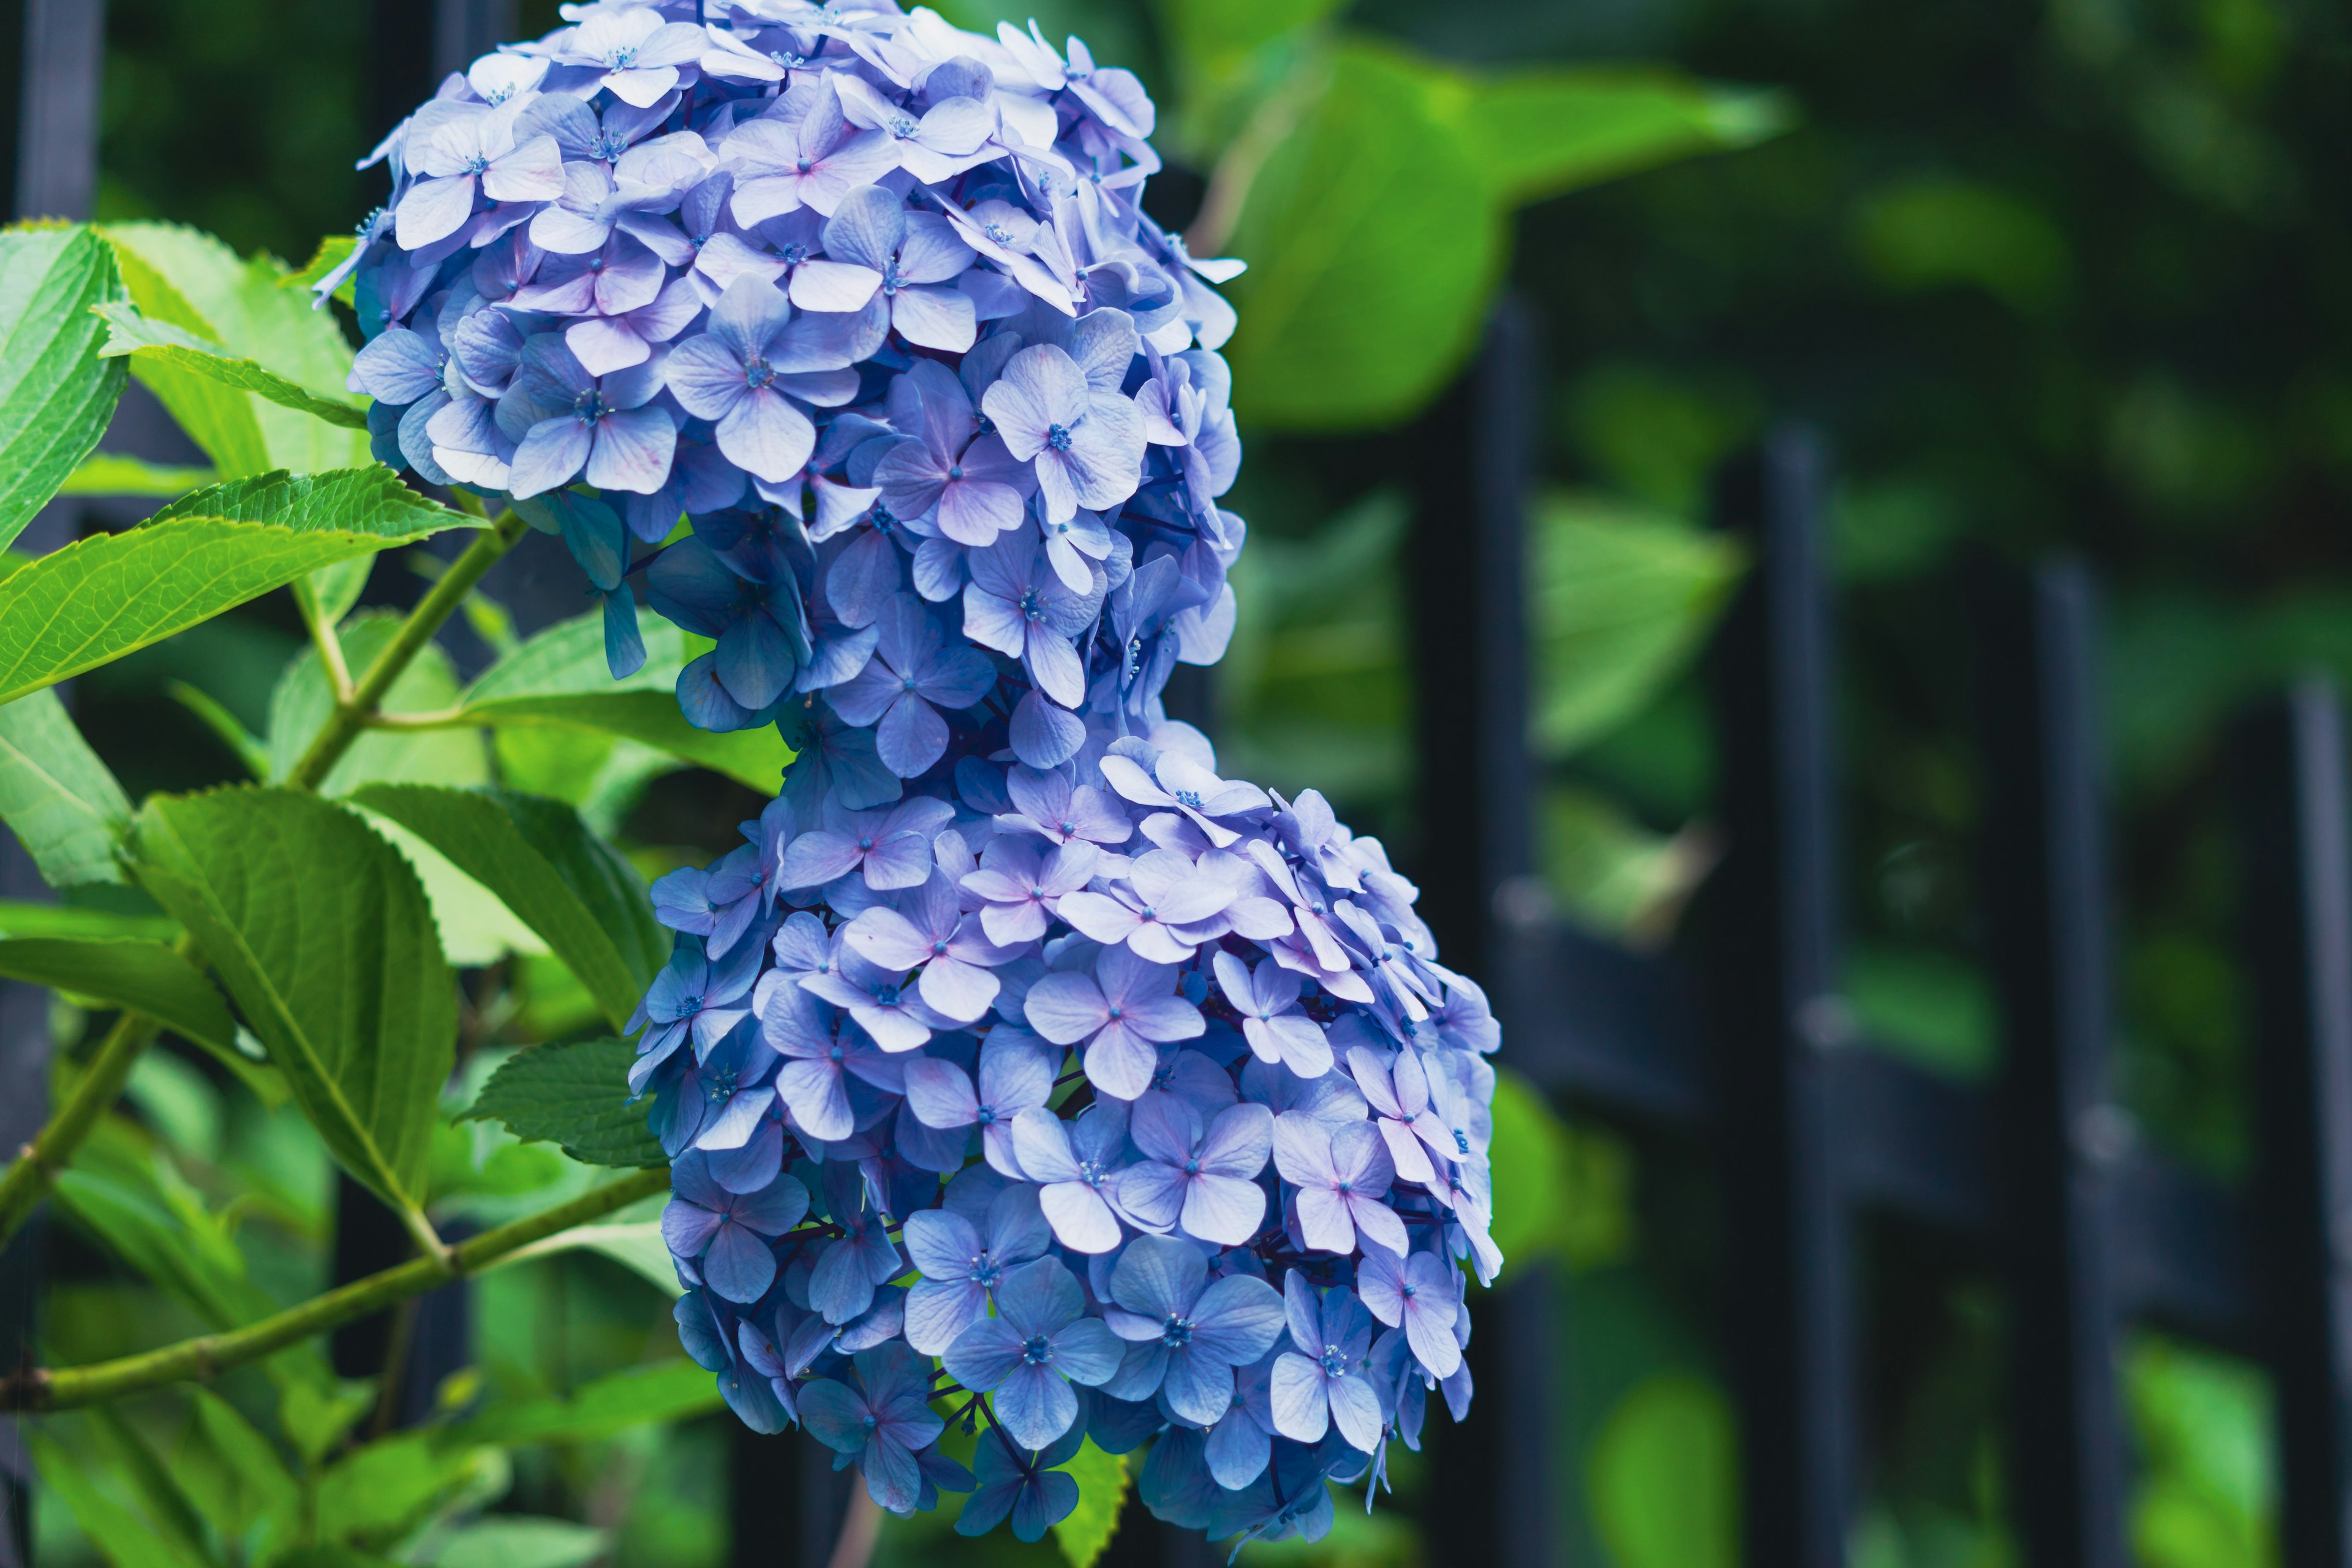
1972;559;2127;1568
1404;295;1550;1566
0;6;105;1561
2236;680;2352;1568
1702;427;1853;1568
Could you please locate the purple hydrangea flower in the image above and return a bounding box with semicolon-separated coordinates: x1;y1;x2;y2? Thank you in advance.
1269;1273;1383;1452
1100;1236;1284;1426
359;9;1501;1548
902;1183;1052;1354
942;1257;1123;1449
1115;1093;1272;1246
660;1155;809;1304
1024;944;1204;1101
1274;1114;1409;1258
800;1344;946;1513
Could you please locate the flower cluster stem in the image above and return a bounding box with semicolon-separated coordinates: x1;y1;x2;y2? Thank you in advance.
288;508;529;790
0;505;529;1256
0;1166;668;1412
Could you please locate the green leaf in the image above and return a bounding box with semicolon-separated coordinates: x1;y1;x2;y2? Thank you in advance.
1155;0;1344;77
53;1165;275;1327
499;1219;679;1294
495;726;683;838
96;301;368;428
130;787;456;1209
1226;42;1501;431
175;1391;300;1559
447;1360;723;1447
0;936;232;1052
0;688;132;885
102;222;371;478
459;1038;665;1169
1529;494;1743;758
279;1379;376;1468
0;515;444;708
1052;1439;1131;1568
352;786;666;1031
151;466;466;538
0;225;127;546
315;1433;497;1549
428;1518;610;1568
1460;69;1793;209
29;1433;218;1568
287;233;359;305
361;810;550;968
266;611;489;796
1589;1374;1738;1568
0;899;176;940
1487;1066;1631;1270
458;611;793;791
58;452;216;496
85;1409;221;1568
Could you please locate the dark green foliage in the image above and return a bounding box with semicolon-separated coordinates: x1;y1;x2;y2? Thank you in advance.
459;1038;666;1169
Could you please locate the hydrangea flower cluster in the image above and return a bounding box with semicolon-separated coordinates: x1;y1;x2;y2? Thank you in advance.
342;0;1502;1550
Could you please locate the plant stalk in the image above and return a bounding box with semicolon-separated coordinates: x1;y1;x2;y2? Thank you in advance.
288;509;528;791
1;1166;668;1412
0;1005;166;1243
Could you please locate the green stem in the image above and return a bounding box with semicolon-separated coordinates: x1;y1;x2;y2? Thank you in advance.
3;1166;668;1412
0;507;527;1256
287;510;528;791
0;1006;165;1243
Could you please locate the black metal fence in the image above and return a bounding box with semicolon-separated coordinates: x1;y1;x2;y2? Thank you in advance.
7;5;2350;1566
1403;302;2352;1568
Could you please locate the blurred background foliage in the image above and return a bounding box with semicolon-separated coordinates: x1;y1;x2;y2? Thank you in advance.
65;0;2337;1560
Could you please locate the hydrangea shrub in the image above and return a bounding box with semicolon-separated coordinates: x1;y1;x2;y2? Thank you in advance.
342;1;1503;1548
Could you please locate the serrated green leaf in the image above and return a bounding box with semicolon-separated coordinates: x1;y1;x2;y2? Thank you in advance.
0;936;232;1051
151;466;466;538
352;786;666;1031
0;688;132;885
445;1360;722;1448
287;233;359;305
265;611;489;795
29;1433;219;1568
0;225;127;546
102;221;371;478
1053;1439;1131;1568
96;301;369;428
1458;70;1793;209
58;452;216;496
456;611;793;791
459;1038;665;1169
130;787;456;1209
0;516;429;707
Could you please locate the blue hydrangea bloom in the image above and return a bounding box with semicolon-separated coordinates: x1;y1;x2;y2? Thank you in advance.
355;2;1503;1547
